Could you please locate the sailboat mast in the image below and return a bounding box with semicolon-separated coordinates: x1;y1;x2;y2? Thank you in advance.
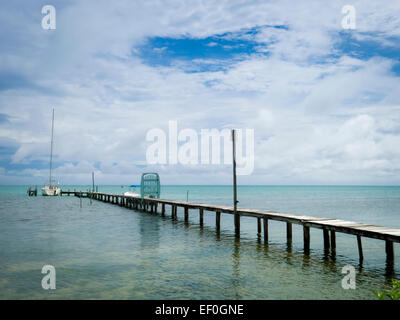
49;108;54;187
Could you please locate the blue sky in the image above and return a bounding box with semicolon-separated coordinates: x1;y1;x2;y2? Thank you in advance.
0;1;400;185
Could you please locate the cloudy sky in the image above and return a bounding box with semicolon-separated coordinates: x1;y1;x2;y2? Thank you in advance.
0;0;400;185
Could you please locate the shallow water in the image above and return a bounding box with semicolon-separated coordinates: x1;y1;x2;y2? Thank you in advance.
0;185;399;299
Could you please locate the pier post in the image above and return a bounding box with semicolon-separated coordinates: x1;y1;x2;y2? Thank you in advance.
216;211;221;232
357;235;363;262
199;208;204;226
323;229;330;252
303;226;310;253
287;222;292;242
386;240;394;262
161;203;165;216
257;218;261;235
263;217;268;243
155;202;158;213
232;129;240;238
330;230;336;253
171;205;176;219
184;206;189;223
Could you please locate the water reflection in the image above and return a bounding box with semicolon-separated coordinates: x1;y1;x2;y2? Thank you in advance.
231;239;241;299
138;211;160;249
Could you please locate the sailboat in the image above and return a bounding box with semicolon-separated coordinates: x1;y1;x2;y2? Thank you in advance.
42;108;61;196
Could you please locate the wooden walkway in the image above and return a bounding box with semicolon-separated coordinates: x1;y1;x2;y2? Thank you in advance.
72;191;399;265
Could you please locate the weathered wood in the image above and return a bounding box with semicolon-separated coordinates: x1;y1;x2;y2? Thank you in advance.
161;203;165;216
304;226;310;253
199;208;204;226
386;240;394;262
330;230;336;252
232;129;239;237
323;229;330;251
263;217;268;243
357;235;363;262
82;191;400;266
184;206;189;223
287;222;292;241
173;205;177;219
216;211;221;231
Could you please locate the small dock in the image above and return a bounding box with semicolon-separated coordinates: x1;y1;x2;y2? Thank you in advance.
27;186;38;196
71;191;399;266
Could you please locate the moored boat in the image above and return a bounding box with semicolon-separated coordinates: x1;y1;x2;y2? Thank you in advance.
42;108;60;196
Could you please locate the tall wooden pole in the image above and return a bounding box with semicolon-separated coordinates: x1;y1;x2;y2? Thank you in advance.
92;171;95;192
232;129;240;237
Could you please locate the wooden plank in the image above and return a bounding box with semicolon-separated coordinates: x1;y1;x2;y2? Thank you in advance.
90;193;400;248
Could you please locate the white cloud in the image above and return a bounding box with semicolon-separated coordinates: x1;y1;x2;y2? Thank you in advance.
0;0;399;184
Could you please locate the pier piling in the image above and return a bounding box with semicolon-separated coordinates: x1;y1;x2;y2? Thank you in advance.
287;222;292;242
66;191;400;267
199;208;204;226
386;240;394;262
303;226;310;253
184;207;189;223
216;211;221;232
357;235;364;262
263;217;268;244
323;229;330;252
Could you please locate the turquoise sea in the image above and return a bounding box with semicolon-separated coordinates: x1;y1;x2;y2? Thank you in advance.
0;185;399;299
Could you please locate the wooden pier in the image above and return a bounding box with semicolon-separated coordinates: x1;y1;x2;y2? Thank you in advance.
71;191;399;265
27;187;38;196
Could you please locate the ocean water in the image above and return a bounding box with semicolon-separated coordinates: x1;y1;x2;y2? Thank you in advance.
0;185;399;299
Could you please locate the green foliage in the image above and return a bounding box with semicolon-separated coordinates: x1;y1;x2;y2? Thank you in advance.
373;279;400;300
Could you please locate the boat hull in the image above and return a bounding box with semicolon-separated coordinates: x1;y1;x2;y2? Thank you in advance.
41;186;61;196
123;192;140;197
